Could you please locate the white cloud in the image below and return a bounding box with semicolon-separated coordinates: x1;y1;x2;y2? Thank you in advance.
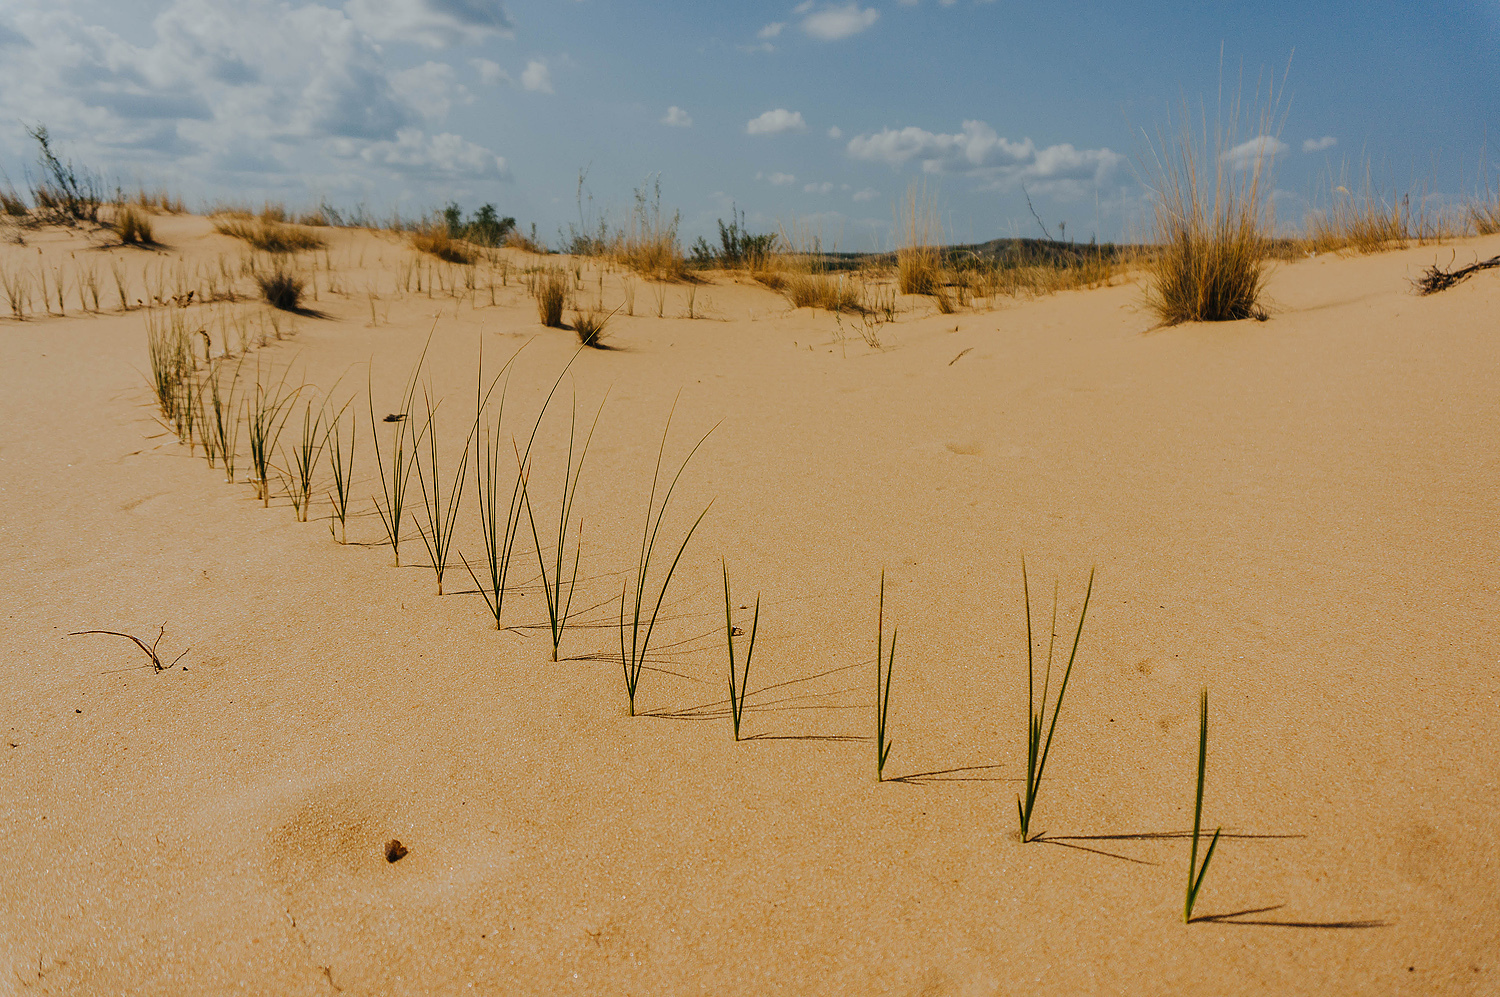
852;187;878;202
758;21;786;39
471;57;510;85
801;2;880;40
344;126;509;177
661;105;692;127
846;119;1124;196
746;108;806;135
803;181;834;194
1303;135;1337;153
760;171;797;185
827;125;843;139
1220;135;1288;170
520;58;553;93
345;0;514;48
0;0;512;193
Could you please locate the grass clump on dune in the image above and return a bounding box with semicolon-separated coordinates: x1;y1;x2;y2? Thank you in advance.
1143;94;1279;325
115;205;155;246
533;267;569;328
896;183;943;296
411;224;478;265
214;215;326;253
254;259;306;312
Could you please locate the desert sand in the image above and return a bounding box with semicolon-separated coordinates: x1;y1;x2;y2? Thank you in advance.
2;216;1498;995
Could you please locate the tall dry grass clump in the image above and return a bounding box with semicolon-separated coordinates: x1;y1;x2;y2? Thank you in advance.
611;177;686;279
1143;94;1280;325
533;267;569;327
896;183;943;296
1467;190;1500;237
1304;175;1410;254
115;204;154;245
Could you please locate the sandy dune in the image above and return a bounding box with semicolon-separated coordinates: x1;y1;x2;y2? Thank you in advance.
2;217;1497;995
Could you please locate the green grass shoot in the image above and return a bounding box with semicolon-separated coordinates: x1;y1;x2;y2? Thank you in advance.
722;561;759;741
324;402;355;543
369;328;433;566
207;357;243;485
1017;559;1095;841
461;342;547;629
244;362;300;507
619;404;714;715
284;391;331;523
523;388;604;661
412;383;477;596
876;569;896;781
1185;687;1222;923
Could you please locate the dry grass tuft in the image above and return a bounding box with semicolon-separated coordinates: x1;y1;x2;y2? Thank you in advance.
896;183;943;296
116;205;154;245
783;271;861;312
215;216;326;253
572;303;617;348
533;267;569;327
1305;187;1409;255
1142;99;1277;325
255;259;306;311
1469;192;1500;237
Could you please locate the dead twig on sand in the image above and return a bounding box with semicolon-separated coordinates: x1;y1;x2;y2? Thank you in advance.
1415;253;1500;295
69;624;187;673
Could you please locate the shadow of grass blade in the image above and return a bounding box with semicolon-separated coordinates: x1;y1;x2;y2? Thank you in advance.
876;569;896;780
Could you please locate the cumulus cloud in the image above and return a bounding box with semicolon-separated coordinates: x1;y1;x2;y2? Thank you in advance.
661;105;692;127
827;125;843;139
800;2;880;40
520;58;553;93
758;21;786;38
345;0;514;47
846;119;1124;196
0;0;511;192
1303;135;1337;153
471;58;510;85
852;187;878;202
803;181;834;194
747;108;806;135
1220;135;1288;170
340;126;509;177
757;171;797;185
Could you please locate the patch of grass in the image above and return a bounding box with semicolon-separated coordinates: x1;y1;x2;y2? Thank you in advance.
116;205;154;245
897;182;943;296
1;262;31;320
722;562;759;741
1185;688;1222;923
464;346;572;631
412;224;478;265
369;333;432;567
207;358;244;485
110;258;132;310
572;302;617;348
783;271;862;313
525;390;605;662
618;406;714;714
1016;560;1095;842
875;570;896;781
534;266;568;327
1305;183;1409;255
412;385;476;596
214;216;326;253
1471;191;1500;237
255;259;306;311
324;402;355;542
27;124;102;225
1143;97;1278;325
283;393;332;523
245;364;300;507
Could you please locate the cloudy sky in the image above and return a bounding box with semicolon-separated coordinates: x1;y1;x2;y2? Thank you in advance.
0;0;1496;246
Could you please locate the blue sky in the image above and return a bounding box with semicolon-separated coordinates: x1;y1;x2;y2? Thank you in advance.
1;0;1496;246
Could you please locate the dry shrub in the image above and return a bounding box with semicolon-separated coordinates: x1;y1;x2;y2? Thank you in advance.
255;259;306;311
1143;98;1277;325
411;225;477;264
533;267;568;327
215;216;325;253
572;303;616;347
504;229;543;253
783;272;861;312
2;183;29;218
896;182;943;295
116;204;154;245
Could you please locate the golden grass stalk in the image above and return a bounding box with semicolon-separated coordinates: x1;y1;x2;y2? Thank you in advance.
214;216;325;253
896;182;943;296
534;267;569;327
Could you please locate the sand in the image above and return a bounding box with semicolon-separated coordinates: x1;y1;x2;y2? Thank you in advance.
1;217;1497;995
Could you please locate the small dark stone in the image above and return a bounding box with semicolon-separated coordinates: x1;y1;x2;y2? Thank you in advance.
384;839;408;863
